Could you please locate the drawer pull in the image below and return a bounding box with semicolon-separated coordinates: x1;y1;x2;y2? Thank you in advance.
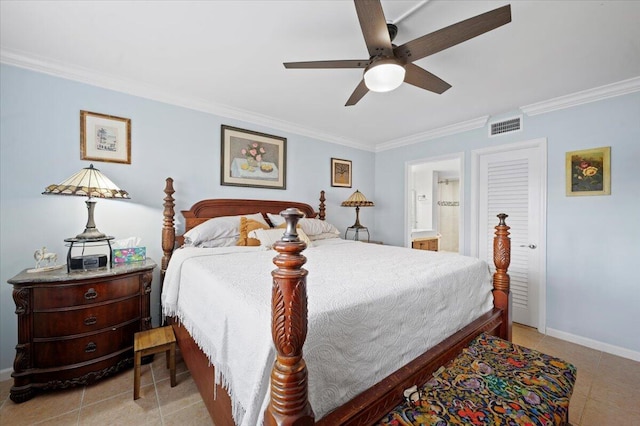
84;316;97;326
84;288;98;300
85;342;97;353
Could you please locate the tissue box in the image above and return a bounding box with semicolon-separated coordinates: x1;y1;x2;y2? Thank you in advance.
112;247;146;264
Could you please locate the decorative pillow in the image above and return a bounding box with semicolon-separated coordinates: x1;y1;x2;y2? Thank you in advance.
183;213;268;247
237;217;270;246
249;228;312;249
308;232;341;241
266;212;286;227
298;218;340;236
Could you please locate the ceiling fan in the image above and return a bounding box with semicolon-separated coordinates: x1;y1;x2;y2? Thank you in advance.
284;1;511;106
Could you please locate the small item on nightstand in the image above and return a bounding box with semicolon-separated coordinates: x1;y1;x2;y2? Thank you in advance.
112;236;146;264
27;247;64;273
69;254;108;270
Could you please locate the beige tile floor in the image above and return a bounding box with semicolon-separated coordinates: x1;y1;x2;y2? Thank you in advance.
1;324;639;425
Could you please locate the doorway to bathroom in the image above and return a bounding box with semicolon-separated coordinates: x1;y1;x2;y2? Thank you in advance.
406;153;463;253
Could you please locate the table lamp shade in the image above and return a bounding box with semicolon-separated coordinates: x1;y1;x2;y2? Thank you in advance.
43;164;130;199
341;190;374;228
43;164;129;240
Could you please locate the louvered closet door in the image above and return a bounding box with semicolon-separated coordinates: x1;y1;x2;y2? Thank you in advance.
478;147;543;328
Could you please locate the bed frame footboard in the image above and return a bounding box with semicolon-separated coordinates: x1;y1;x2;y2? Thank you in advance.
265;211;511;425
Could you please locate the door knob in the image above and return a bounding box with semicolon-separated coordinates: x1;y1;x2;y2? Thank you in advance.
519;244;537;249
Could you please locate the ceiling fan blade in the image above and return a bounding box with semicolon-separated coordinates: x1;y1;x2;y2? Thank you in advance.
345;79;369;106
354;0;393;58
404;63;451;94
394;5;512;62
284;60;370;69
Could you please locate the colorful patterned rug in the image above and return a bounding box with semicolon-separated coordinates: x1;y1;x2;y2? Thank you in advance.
376;333;576;425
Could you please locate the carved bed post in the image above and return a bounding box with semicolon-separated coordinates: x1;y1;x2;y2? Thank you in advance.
162;177;176;281
318;190;326;220
265;208;315;426
493;213;512;341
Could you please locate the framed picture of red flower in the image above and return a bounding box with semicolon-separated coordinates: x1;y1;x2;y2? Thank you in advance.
566;146;611;196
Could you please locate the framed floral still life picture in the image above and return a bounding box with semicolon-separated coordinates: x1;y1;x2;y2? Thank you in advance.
566;146;611;196
331;158;352;188
80;110;131;164
221;125;286;189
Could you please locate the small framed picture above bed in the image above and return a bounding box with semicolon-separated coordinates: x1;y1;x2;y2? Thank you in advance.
220;125;287;189
80;110;131;164
331;158;352;188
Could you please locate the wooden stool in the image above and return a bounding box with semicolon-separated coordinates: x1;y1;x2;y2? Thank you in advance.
133;326;176;400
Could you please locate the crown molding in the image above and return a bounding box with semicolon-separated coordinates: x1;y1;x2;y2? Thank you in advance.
3;49;638;154
375;116;489;152
0;48;374;152
520;76;640;116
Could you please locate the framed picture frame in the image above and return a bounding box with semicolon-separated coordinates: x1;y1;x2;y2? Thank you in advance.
80;110;131;164
331;158;352;188
221;125;286;189
566;146;611;196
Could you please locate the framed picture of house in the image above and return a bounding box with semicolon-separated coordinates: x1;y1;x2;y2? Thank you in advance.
331;158;352;188
566;146;611;196
80;110;131;164
220;125;286;189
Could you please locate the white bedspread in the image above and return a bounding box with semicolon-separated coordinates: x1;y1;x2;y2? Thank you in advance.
162;239;493;425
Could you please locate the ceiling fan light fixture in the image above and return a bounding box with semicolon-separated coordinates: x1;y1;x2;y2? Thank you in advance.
363;59;405;92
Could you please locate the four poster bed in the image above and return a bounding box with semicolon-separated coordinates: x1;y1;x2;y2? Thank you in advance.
160;177;512;426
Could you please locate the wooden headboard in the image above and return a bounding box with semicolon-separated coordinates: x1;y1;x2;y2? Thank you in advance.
182;198;322;231
161;177;326;273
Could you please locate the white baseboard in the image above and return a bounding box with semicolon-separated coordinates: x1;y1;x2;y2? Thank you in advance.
546;328;640;362
0;367;12;382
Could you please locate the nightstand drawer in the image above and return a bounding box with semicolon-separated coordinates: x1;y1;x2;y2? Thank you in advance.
33;275;140;310
412;237;439;251
33;320;139;368
33;296;141;338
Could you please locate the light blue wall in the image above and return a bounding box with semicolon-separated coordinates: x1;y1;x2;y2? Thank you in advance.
0;64;374;372
2;63;638;374
374;92;640;354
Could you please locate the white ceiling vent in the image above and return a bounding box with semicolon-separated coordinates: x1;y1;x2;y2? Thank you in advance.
489;116;523;137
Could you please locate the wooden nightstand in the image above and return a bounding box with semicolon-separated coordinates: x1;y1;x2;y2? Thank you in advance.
7;259;156;403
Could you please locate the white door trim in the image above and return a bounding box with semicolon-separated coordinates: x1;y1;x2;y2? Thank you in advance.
470;138;547;333
404;152;465;250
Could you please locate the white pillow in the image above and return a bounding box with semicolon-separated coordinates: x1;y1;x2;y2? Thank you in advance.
197;236;239;248
266;212;286;227
249;228;312;249
298;218;340;236
183;213;268;247
308;232;341;241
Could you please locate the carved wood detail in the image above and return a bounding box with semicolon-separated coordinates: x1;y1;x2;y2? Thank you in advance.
265;208;315;426
13;288;29;315
143;271;153;293
493;213;512;341
318;190;326;221
162;177;176;277
13;343;30;372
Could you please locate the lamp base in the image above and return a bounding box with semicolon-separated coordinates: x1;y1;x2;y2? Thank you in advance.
77;199;106;240
76;228;106;240
348;224;367;230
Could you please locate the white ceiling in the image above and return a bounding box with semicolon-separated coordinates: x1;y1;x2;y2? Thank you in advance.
2;1;639;151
